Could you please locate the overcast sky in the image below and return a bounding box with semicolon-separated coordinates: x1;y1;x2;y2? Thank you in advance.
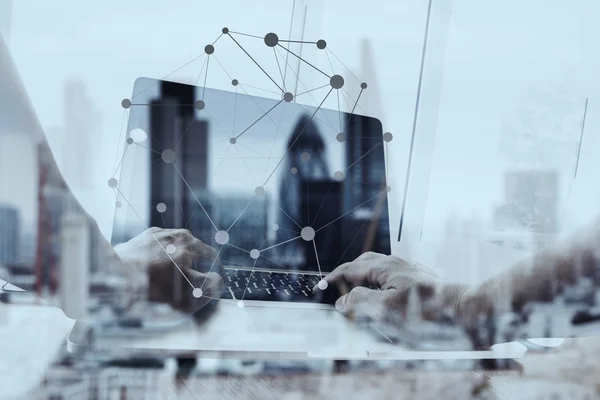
5;0;600;258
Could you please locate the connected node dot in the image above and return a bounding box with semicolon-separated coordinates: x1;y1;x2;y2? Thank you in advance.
361;82;368;89
250;249;261;259
316;39;327;50
301;226;315;241
115;201;122;208
254;186;265;197
237;300;245;308
126;138;134;145
283;92;294;102
215;230;230;245
264;32;279;47
291;167;298;175
195;100;205;110
336;133;346;142
205;44;215;54
330;75;344;89
333;171;345;181
317;280;328;290
383;132;393;142
222;27;229;34
192;288;203;298
272;223;279;231
121;98;132;109
166;244;177;254
156;202;167;213
385;186;392;193
108;178;118;188
229;137;237;144
130;128;148;143
162;149;176;163
232;79;239;86
301;152;311;162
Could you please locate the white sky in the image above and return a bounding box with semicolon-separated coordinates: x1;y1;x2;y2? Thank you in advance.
5;0;600;260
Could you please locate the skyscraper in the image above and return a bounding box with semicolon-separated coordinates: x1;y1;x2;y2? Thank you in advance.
62;79;100;189
0;203;19;265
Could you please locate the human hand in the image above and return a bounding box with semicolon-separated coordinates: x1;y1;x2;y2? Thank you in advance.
317;252;469;324
114;227;223;316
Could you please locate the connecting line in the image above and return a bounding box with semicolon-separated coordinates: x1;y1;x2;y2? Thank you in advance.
262;88;334;187
227;197;254;232
276;43;330;79
195;56;209;86
295;84;329;97
200;246;223;289
261;254;291;271
226;243;250;253
176;109;201;146
335;216;370;266
232;144;257;185
324;48;335;75
233;86;238;135
279;39;318;44
337;90;342;132
241;258;259;301
203;108;232;140
345;140;383;172
311;183;334;226
132;52;207;99
259;236;301;252
235;99;283;140
112;111;127;172
228;30;263;39
173;164;218;231
133;142;162;155
115;188;195;289
261;101;287;183
283;0;297;87
315;192;383;233
237;83;282;96
202;56;210;100
113;144;130;176
277;205;302;229
326;48;362;84
312;239;323;279
273;48;287;92
574;97;588;179
371;324;394;344
341;88;368;117
341;88;365;134
227;33;284;93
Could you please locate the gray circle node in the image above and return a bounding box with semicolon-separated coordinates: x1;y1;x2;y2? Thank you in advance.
336;133;346;142
264;32;279;47
130;128;148;143
126;138;134;145
195;100;205;110
254;186;265;197
272;223;279;231
301;152;311;162
222;27;229;34
316;39;327;50
361;82;368;89
121;99;132;109
385;186;392;193
383;132;393;142
156;202;167;213
193;288;203;298
291;167;298;175
115;201;122;208
215;230;230;245
317;280;328;290
162;149;176;163
283;92;294;102
250;249;261;259
232;79;239;86
333;171;345;181
166;244;177;254
229;137;237;144
205;44;215;55
237;300;245;308
301;226;315;241
330;75;344;89
108;178;118;188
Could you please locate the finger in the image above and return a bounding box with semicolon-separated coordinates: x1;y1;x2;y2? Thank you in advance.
335;286;395;320
354;251;387;262
323;260;391;287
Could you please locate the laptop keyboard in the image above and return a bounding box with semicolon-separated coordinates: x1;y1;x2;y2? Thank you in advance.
221;269;330;303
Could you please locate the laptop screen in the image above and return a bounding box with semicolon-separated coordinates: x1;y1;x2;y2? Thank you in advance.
113;78;390;273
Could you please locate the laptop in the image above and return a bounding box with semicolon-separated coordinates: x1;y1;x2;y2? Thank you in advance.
66;78;526;361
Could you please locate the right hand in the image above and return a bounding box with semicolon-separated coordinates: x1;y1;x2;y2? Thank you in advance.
114;227;223;316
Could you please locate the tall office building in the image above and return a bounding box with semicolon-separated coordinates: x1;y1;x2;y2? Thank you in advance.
59;212;90;319
149;81;209;229
62;80;100;189
0;204;19;265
